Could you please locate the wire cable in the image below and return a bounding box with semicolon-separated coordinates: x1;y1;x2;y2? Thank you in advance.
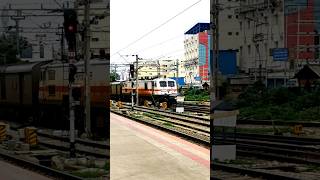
111;0;203;57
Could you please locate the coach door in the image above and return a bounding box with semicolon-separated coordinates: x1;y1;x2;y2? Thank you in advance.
146;81;152;95
151;81;155;95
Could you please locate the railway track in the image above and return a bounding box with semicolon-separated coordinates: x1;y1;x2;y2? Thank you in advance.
212;163;302;180
37;131;109;159
7;127;109;159
0;150;83;180
182;103;210;114
237;119;320;127
123;104;209;126
119;101;210;114
215;133;320;165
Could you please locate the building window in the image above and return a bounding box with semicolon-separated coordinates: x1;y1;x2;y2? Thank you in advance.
93;20;99;25
236;32;239;36
228;32;233;36
275;41;279;48
92;38;99;42
248;45;251;54
48;70;55;80
48;85;55;96
228;15;232;19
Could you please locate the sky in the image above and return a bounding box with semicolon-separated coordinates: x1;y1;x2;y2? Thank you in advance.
110;0;210;65
0;0;108;61
0;0;68;61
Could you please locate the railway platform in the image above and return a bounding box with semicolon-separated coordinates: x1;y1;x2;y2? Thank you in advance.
110;113;210;180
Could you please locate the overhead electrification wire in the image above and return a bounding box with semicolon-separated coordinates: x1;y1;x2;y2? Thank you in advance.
134;34;184;54
111;0;203;57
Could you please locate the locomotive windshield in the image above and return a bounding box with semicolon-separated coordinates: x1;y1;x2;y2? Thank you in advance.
159;81;167;87
168;81;175;87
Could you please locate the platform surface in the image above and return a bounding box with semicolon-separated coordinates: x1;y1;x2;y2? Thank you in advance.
0;160;52;180
110;113;210;180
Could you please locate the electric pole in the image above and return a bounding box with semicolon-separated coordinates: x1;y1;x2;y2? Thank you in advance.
11;10;25;58
176;59;179;79
130;64;134;110
157;60;160;77
60;26;65;61
211;0;219;101
135;55;139;106
83;0;91;136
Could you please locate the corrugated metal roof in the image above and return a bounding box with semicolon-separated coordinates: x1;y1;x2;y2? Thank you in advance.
5;62;40;73
42;59;108;68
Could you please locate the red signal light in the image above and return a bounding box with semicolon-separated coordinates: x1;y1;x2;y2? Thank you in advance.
68;25;75;32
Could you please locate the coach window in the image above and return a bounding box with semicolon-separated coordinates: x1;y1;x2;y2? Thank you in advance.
48;70;55;80
160;81;167;87
168;81;175;87
48;85;55;96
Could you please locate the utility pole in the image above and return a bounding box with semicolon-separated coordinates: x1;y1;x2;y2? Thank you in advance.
113;64;118;80
157;60;160;77
83;0;91;136
135;55;139;106
176;59;179;79
11;10;25;58
60;27;65;61
211;0;219;101
129;63;135;110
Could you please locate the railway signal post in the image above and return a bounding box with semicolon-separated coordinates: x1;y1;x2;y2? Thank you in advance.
135;55;139;106
130;64;135;110
64;9;78;158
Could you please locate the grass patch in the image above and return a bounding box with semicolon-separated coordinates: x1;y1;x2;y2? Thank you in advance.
71;170;104;178
184;88;210;101
143;112;164;119
305;165;320;172
104;161;110;171
163;122;174;127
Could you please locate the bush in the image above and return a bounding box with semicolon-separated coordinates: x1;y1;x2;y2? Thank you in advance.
184;88;209;101
237;85;320;121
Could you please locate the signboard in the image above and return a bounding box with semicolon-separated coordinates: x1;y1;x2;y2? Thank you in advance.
272;48;289;61
284;0;308;15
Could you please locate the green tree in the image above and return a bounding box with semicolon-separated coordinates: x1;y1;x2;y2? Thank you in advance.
0;34;29;65
110;70;120;82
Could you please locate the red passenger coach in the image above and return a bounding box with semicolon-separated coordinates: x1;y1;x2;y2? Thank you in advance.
38;59;109;137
